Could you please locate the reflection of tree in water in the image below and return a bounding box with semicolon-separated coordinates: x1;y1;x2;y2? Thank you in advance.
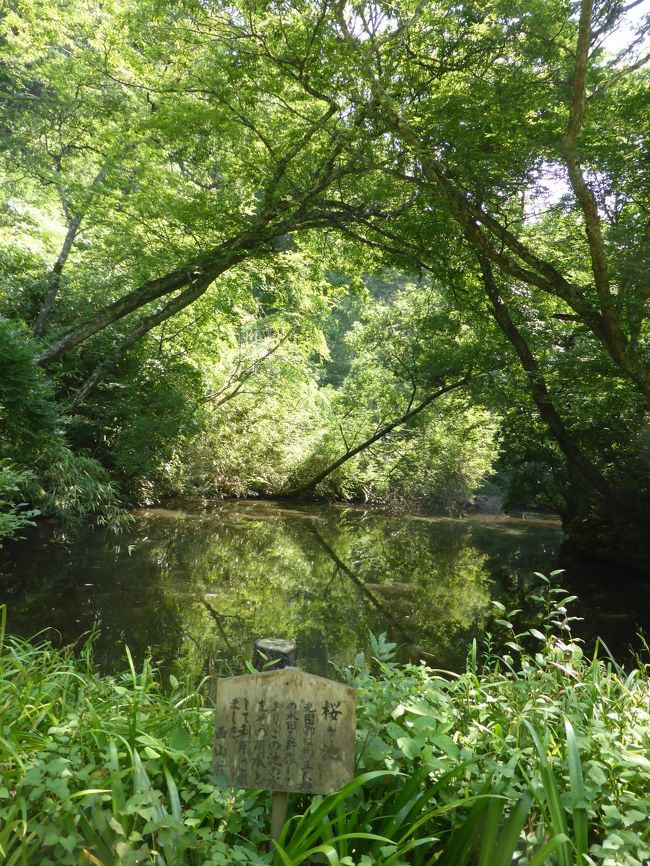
307;514;491;670
0;503;507;675
5;502;646;670
157;504;492;676
166;510;382;677
0;516;189;671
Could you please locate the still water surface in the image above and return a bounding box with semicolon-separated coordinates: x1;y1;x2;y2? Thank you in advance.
1;500;649;675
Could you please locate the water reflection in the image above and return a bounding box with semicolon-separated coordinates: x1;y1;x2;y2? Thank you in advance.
0;501;647;674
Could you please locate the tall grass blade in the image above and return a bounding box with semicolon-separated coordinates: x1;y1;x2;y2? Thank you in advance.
491;795;531;866
107;739;126;817
477;798;502;866
523;721;571;866
164;766;182;822
565;717;589;863
435;797;491;866
280;771;394;858
279;832;395;866
124;644;138;688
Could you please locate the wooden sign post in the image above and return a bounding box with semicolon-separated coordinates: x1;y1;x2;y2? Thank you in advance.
213;667;356;842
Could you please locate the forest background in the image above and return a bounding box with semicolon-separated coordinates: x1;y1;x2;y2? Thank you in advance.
1;0;649;569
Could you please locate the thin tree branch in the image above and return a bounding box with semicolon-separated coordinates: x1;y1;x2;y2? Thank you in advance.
33;164;108;337
200;329;295;407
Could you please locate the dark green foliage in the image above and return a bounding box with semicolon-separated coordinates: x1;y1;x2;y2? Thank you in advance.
0;317;58;450
72;352;205;500
0;318;124;532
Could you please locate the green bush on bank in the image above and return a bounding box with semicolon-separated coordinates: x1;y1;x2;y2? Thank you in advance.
1;580;649;866
0;318;126;540
0;461;39;546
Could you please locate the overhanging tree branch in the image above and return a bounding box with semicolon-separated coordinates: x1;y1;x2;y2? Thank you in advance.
35;102;348;368
285;376;469;495
36;247;243;365
66;272;217;409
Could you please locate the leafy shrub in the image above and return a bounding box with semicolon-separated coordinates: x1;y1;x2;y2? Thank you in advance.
0;317;125;529
73;354;205;503
336;579;650;866
31;443;127;530
0;610;269;866
0;460;39;546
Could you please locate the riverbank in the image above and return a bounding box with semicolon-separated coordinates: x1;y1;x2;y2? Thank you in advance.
2;584;649;866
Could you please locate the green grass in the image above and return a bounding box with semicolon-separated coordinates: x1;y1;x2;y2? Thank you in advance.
1;575;649;865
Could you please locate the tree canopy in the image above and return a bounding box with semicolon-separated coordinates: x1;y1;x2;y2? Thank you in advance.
1;0;649;564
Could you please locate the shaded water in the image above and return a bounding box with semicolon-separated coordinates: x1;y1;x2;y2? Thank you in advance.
1;500;649;675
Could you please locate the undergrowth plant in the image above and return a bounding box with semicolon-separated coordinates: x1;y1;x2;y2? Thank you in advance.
1;573;649;865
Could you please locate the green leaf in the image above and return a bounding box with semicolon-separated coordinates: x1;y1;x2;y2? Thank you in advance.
565;718;588;862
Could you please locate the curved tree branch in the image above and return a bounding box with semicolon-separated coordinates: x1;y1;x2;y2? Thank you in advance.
285;376;469;496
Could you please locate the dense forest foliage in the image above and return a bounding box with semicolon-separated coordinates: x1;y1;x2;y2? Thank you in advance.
1;0;649;567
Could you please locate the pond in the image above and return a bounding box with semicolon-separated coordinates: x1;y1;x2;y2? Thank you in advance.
1;500;649;676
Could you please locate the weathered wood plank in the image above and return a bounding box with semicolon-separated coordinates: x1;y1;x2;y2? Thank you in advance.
213;669;356;794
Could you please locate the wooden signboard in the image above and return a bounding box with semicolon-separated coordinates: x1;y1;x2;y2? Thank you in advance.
213;668;356;795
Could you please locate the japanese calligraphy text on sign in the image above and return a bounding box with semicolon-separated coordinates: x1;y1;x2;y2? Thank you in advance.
213;669;356;795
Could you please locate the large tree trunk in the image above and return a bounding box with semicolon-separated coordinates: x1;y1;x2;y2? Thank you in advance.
66;273;217;408
35;246;246;366
559;0;650;404
477;253;649;530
